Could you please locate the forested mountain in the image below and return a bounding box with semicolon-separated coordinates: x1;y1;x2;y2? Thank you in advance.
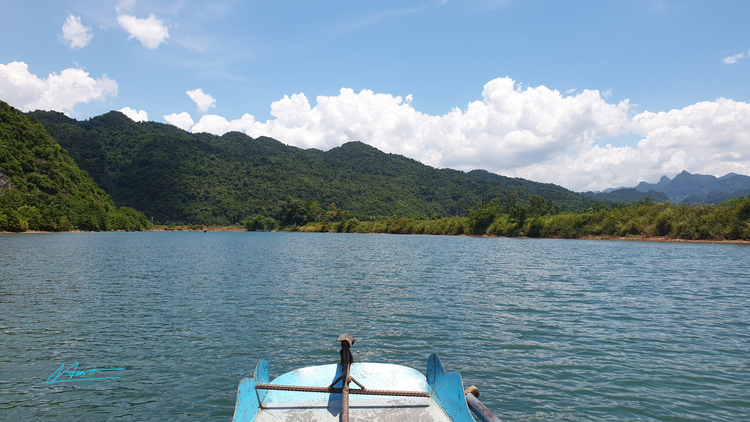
583;171;750;205
582;188;670;204
0;101;150;231
632;171;750;204
29;110;594;225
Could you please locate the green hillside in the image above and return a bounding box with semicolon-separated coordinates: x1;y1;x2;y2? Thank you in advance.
0;102;150;232
30;110;594;226
583;188;670;204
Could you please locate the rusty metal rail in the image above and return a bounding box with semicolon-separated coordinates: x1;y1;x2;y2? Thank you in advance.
254;333;431;422
255;383;431;397
340;333;352;422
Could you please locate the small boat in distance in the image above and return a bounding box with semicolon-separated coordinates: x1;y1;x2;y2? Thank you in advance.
232;333;501;422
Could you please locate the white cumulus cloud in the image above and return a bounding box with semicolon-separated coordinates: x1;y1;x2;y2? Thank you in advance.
186;89;216;113
514;98;750;191
192;113;257;135
120;107;148;122
180;78;630;171
722;52;745;65
164;112;195;131
117;13;169;49
0;61;117;114
61;15;93;49
163;76;750;191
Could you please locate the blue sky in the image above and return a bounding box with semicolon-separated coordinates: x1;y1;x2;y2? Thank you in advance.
1;0;749;191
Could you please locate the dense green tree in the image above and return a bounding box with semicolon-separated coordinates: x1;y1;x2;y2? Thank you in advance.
291;197;750;241
272;199;315;227
26;107;745;241
529;194;548;216
506;192;519;208
467;206;503;235
242;214;277;231
0;101;150;232
30;110;595;225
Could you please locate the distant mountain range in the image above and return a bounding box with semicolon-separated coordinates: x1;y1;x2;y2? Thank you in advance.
584;171;750;205
7;104;747;228
28;110;593;225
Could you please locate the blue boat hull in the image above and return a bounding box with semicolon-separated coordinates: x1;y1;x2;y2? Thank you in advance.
232;354;478;422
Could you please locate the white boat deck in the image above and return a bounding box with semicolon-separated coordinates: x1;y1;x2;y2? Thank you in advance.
234;356;479;422
255;397;453;422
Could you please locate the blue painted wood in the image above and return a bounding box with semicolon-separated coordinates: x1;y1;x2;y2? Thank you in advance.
232;359;269;422
427;354;476;422
233;355;481;421
254;359;270;404
266;363;342;403
232;376;260;421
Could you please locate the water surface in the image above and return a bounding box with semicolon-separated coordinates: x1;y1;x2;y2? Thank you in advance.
1;232;748;420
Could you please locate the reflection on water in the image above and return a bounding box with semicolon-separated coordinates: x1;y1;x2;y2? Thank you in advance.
1;232;749;421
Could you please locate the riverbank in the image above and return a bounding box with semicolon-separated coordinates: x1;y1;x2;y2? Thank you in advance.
149;225;246;232
575;235;750;244
3;227;749;244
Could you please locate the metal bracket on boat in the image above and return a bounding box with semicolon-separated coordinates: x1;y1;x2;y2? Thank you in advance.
254;333;430;422
338;333;354;422
464;385;502;422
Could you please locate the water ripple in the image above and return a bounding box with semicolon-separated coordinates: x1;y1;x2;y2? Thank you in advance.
1;232;749;420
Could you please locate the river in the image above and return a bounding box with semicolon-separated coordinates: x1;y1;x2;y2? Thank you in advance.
1;232;748;420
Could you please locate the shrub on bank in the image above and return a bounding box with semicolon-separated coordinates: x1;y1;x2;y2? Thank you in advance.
246;196;750;241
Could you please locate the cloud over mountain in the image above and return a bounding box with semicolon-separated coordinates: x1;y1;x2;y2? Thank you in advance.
164;112;194;131
120;107;148;122
515;98;750;191
175;76;749;191
0;61;117;115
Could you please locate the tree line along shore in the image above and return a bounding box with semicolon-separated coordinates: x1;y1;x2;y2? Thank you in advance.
5;196;749;242
2;101;749;241
237;196;750;242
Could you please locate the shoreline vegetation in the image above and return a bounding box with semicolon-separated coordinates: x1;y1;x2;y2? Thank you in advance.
4;196;750;244
4;102;747;243
237;196;750;243
3;228;749;245
3;195;750;244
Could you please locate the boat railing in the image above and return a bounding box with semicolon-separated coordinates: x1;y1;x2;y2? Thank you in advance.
251;333;502;422
254;333;430;422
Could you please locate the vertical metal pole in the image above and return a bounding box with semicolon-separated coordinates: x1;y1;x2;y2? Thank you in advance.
338;333;355;422
341;340;350;422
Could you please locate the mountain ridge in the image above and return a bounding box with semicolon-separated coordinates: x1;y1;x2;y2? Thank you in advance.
29;110;594;225
633;170;750;204
0;101;150;231
584;170;750;205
